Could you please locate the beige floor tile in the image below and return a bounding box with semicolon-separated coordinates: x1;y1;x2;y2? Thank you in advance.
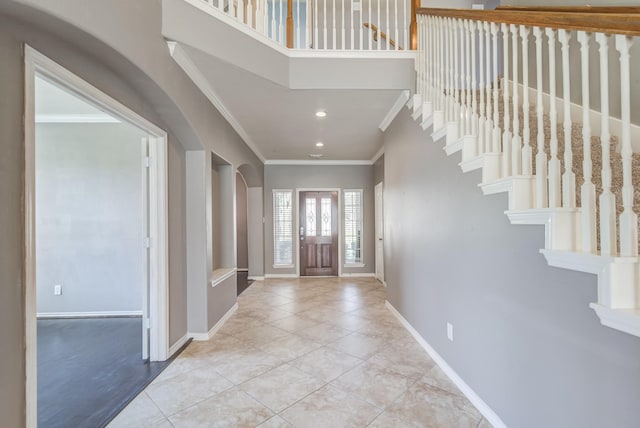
256;415;294;427
152;352;212;384
296;322;352;344
327;332;386;359
331;361;415;409
367;341;436;381
240;363;325;413
384;381;482;428
107;392;165;428
211;347;284;384
367;411;413;428
279;384;381;428
169;387;273;428
421;365;465;397
231;324;291;347
217;315;263;336
268;314;320;333
258;333;322;362
290;346;363;383
146;368;234;416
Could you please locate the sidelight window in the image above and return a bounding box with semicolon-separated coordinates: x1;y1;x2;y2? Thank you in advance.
273;190;293;266
344;189;363;265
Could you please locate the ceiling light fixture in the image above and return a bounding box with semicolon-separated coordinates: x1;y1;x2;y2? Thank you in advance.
315;142;324;148
315;110;327;118
309;153;324;158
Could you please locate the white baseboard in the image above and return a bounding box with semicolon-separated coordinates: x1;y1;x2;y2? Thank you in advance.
340;272;376;278
248;276;265;281
264;274;299;278
189;303;238;341
36;310;143;319
168;333;190;357
385;300;507;428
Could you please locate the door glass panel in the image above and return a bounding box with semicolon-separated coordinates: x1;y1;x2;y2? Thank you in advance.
321;197;332;236
305;197;316;236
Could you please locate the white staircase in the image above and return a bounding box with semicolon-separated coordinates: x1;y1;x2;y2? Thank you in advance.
412;11;640;338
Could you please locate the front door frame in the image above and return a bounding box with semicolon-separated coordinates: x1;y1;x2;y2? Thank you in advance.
295;188;342;277
24;46;170;427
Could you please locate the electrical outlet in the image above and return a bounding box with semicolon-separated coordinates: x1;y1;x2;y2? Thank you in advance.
447;322;454;342
54;285;62;296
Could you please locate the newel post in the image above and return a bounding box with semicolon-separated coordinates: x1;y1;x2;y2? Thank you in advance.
410;0;419;49
286;0;294;48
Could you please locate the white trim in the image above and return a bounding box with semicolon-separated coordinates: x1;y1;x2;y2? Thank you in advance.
590;304;640;337
344;263;366;268
210;267;237;287
379;90;411;131
264;273;300;278
190;303;238;341
168;42;265;163
273;264;295;269
459;156;484;173
340;272;375;277
24;46;171;427
385;301;507;428
265;159;374;166
296;188;343;277
168;333;190;358
248;276;265;281
36;311;143;318
35;113;119;123
371;146;385;164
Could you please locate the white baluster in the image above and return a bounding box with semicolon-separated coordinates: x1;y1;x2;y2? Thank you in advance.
238;0;244;23
478;21;485;154
597;33;616;255
578;30;596;253
502;23;512;177
377;0;381;50
445;18;452;123
332;0;336;49
485;22;492;151
350;0;354;49
295;0;300;47
465;20;472;135
368;0;372;50
534;27;547;208
403;0;408;50
394;0;399;50
449;18;456;124
460;19;468;136
279;0;284;44
559;29;575;209
454;18;461;137
471;20;478;138
521;25;532;176
386;0;390;50
341;0;345;49
491;22;500;153
247;0;253;28
323;0;327;49
358;0;362;49
511;24;521;176
270;1;277;42
615;35;638;257
546;28;561;208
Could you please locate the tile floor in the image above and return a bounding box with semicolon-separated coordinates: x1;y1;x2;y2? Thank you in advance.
109;278;491;428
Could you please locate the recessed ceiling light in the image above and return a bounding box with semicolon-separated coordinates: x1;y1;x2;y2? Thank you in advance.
315;110;327;118
315;142;324;148
309;153;324;158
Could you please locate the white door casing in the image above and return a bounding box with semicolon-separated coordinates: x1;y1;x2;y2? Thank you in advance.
375;182;385;284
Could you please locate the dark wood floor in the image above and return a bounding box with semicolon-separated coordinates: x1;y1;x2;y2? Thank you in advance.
237;271;254;296
38;317;172;428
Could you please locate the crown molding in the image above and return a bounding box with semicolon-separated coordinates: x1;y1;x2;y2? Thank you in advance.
264;159;374;166
379;90;410;132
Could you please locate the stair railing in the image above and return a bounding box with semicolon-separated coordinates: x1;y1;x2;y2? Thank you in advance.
200;0;416;50
414;7;640;335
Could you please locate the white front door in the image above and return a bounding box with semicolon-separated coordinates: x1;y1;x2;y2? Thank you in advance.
374;182;384;284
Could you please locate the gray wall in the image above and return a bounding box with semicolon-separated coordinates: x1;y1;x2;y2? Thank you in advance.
36;122;145;315
373;154;384;185
236;173;249;270
264;165;375;276
248;187;265;278
0;0;263;424
384;108;640;428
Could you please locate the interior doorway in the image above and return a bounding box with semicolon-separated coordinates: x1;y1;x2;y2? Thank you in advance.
375;182;385;284
24;47;170;428
299;191;339;276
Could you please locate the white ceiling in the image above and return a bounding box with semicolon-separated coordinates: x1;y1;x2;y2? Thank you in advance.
180;45;405;161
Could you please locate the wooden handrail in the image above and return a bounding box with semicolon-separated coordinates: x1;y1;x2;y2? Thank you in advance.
496;6;640;14
410;0;419;50
417;8;640;37
364;23;403;50
286;0;293;48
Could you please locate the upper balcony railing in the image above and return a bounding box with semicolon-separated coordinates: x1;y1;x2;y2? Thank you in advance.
200;0;420;50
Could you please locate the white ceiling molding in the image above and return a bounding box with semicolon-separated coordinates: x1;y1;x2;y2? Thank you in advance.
264;159;374;166
379;90;410;132
167;41;266;162
35;114;120;123
371;146;384;163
